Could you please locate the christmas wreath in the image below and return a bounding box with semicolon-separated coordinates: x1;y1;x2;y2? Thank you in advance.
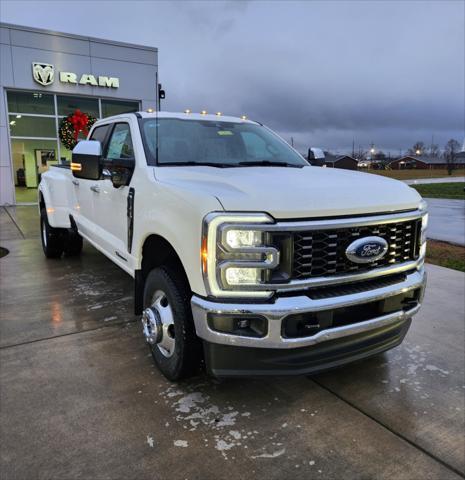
59;109;97;150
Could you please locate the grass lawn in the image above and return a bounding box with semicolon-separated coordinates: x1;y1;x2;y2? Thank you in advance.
410;182;465;200
426;240;465;272
365;168;465;180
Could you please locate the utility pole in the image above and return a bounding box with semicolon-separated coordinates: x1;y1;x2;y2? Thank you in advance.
290;137;294;147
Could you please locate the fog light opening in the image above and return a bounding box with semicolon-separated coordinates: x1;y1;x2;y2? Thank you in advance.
208;314;267;338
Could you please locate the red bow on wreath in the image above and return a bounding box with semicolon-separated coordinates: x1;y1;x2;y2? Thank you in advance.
69;109;89;141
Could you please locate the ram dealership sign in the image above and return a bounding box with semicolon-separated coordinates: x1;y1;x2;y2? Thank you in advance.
32;62;119;88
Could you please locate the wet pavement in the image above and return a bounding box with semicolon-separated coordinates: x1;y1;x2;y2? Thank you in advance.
1;206;464;480
425;198;465;246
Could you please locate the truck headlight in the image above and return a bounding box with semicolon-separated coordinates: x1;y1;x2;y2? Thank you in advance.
225;267;261;285
202;212;279;298
225;230;262;248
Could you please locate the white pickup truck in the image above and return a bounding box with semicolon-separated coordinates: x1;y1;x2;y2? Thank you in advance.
39;111;428;380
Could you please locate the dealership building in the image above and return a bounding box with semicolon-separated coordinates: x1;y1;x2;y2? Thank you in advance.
0;23;159;205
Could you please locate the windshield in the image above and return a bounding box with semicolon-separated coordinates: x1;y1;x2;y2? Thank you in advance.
141;118;308;167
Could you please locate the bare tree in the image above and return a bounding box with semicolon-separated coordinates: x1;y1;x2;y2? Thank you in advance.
374;150;386;160
444;139;460;175
408;141;425;156
356;147;368;161
428;143;440;157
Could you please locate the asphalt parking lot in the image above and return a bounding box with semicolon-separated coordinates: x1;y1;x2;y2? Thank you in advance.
1;206;464;480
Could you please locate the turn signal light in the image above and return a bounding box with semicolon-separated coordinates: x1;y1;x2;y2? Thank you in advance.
201;237;208;273
70;162;82;171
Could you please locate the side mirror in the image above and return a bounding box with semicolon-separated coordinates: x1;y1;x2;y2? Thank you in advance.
308;147;325;167
71;140;102;180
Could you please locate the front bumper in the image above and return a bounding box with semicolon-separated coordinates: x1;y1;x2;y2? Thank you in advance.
191;267;426;376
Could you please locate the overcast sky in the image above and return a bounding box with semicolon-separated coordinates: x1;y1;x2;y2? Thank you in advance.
1;0;464;154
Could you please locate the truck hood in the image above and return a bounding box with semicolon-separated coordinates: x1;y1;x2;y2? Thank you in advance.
154;165;421;219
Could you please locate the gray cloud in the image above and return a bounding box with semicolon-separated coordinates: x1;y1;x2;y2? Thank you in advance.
2;0;463;153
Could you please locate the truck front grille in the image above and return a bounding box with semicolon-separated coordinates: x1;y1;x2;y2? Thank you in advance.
292;218;422;280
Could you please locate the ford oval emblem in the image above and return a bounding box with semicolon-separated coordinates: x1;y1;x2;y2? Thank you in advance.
345;236;389;264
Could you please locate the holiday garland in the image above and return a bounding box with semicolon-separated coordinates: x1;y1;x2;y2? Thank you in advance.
59;109;97;150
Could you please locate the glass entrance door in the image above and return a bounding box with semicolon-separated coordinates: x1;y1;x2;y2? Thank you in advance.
11;139;58;203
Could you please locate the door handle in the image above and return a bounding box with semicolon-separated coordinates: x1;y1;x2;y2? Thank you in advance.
90;185;100;193
72;179;79;186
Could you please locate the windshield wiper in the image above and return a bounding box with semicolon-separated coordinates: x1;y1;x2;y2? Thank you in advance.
158;161;238;168
237;160;304;168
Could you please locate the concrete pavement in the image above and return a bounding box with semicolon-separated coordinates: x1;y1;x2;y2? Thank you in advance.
1;206;464;479
404;177;465;185
425;198;465;246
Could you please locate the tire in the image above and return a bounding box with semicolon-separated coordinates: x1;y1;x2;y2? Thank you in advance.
40;208;64;258
63;231;83;257
142;266;202;381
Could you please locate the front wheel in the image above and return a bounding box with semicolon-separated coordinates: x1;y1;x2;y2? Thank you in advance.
141;266;202;381
40;208;64;258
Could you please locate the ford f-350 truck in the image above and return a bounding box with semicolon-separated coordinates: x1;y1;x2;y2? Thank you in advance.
39;111;427;380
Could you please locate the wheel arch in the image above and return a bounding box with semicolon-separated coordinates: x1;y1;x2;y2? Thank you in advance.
38;190;46;210
135;234;192;315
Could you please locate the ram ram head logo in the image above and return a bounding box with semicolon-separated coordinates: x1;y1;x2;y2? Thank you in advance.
32;62;55;86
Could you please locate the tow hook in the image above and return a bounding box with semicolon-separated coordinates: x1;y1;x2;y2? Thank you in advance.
141;307;163;344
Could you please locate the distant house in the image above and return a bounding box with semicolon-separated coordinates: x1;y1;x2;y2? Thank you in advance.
388;155;465;170
324;154;359;170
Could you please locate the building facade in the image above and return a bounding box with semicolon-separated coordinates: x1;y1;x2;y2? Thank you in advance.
1;23;159;205
324;154;359;170
388;155;465;170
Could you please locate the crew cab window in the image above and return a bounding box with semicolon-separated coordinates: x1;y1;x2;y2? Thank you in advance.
89;125;110;144
106;123;134;160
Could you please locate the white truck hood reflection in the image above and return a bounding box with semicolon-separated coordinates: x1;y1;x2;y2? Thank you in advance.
153;165;421;219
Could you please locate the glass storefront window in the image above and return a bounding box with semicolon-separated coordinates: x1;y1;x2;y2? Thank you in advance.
9;115;56;138
7;91;55;115
57;95;99;117
6;89;144;204
59;139;77;162
102;99;139;117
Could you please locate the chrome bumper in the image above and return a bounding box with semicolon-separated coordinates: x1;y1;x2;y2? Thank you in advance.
191;268;426;349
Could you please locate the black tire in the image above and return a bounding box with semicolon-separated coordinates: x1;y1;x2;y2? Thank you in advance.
63;231;83;257
143;266;202;381
40;208;64;258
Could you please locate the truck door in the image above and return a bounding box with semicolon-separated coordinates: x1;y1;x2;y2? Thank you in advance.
90;122;135;268
72;123;111;241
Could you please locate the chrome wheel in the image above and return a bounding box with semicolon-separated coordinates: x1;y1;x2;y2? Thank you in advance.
142;290;175;358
